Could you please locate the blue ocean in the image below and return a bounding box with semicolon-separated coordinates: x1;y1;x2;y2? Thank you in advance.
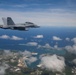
0;26;76;68
0;26;76;48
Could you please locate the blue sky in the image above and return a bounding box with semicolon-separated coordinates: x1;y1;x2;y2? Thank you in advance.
0;0;76;26
0;0;76;11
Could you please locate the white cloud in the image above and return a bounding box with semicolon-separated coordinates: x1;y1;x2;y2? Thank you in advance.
3;50;14;57
26;42;38;46
19;50;38;65
0;35;10;39
20;50;32;57
11;36;23;40
38;43;62;50
25;57;37;64
54;44;58;49
38;43;52;49
65;37;70;41
0;66;6;75
20;50;38;57
65;45;76;54
34;35;43;38
71;37;76;44
39;54;65;72
53;44;62;50
53;36;62;41
64;37;76;54
72;59;76;65
44;43;52;49
4;50;11;54
0;8;76;26
64;37;76;55
0;35;23;40
0;63;9;75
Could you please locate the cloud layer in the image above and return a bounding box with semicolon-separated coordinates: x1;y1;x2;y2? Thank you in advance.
11;36;23;40
39;54;65;72
0;35;23;40
0;8;76;26
65;45;76;54
19;50;38;64
26;42;38;46
25;57;37;64
65;37;70;41
0;63;9;75
72;59;76;65
65;37;76;54
53;36;62;41
0;35;10;39
38;43;52;49
71;37;76;44
34;35;44;38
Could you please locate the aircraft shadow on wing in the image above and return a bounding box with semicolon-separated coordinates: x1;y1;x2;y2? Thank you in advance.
0;17;40;31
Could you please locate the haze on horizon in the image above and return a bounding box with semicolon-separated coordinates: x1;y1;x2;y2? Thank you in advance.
0;0;76;26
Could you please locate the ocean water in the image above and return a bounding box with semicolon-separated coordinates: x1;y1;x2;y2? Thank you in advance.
0;26;76;49
0;26;76;68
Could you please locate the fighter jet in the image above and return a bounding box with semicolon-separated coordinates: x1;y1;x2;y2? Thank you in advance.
0;17;39;31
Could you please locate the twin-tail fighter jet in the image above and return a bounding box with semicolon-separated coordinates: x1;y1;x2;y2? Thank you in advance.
0;17;39;31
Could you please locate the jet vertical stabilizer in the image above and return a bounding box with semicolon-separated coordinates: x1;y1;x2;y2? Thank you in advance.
2;17;8;28
7;17;15;25
2;18;7;25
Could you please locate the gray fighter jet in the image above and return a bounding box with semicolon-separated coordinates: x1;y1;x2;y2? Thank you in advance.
0;17;39;31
